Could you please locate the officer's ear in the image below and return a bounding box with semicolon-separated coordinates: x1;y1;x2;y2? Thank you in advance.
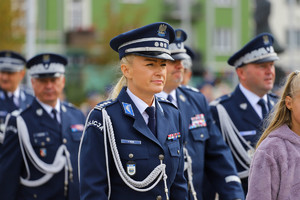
285;95;292;110
121;63;132;79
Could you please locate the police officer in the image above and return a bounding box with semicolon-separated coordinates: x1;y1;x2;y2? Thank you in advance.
181;45;194;86
210;32;279;195
0;53;85;200
79;22;188;200
156;29;244;200
0;50;33;141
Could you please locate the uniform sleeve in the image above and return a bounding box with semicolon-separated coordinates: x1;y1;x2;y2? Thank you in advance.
0;116;23;200
79;110;109;200
170;112;188;200
203;98;245;199
246;149;279;200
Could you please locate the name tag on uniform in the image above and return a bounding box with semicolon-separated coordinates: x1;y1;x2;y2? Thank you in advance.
189;114;207;129
240;130;256;136
121;139;141;145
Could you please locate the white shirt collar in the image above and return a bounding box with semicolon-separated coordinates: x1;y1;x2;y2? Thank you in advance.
239;83;268;119
156;90;177;107
7;87;20;106
126;88;155;123
36;98;61;122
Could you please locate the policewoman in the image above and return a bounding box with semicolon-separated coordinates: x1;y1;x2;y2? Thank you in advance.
210;33;279;195
157;29;244;200
0;51;34;141
79;22;188;200
0;53;85;199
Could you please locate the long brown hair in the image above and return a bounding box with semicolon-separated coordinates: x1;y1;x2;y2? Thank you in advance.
256;71;300;148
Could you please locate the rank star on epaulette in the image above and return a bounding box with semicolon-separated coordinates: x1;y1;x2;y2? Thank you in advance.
189;114;206;129
167;132;181;140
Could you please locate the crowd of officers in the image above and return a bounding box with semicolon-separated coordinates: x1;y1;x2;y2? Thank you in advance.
0;22;279;200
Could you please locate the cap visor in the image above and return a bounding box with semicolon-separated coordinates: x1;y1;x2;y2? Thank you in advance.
133;52;174;61
171;53;190;60
253;56;279;64
31;73;64;78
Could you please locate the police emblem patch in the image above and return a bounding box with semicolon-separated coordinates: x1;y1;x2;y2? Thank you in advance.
40;148;47;157
126;161;136;176
122;102;134;116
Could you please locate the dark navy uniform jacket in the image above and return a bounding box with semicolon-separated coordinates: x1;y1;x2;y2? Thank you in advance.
210;85;278;194
0;87;34;133
0;98;85;200
79;87;188;200
176;86;244;200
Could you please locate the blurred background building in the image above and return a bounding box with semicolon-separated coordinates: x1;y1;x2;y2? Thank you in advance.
1;0;299;106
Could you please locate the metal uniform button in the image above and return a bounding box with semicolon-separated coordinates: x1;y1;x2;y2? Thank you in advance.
200;134;204;138
177;149;180;154
41;142;45;146
33;194;37;198
46;137;50;142
129;153;134;158
63;138;67;144
156;195;162;200
159;154;164;160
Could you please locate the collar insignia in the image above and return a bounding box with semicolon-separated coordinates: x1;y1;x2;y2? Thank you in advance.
122;102;134;116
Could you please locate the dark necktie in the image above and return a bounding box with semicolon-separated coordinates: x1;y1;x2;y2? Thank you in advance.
258;98;268;119
167;94;173;103
5;92;17;111
145;106;156;137
51;109;59;123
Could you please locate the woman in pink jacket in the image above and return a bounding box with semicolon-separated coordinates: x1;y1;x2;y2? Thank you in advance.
247;70;300;200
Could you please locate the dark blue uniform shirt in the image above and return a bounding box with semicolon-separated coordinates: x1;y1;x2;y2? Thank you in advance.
210;85;278;194
79;87;188;200
175;86;244;200
0;98;85;200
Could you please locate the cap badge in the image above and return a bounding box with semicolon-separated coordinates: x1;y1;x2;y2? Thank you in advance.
43;54;50;63
176;30;182;40
263;35;270;45
5;52;11;57
157;24;167;37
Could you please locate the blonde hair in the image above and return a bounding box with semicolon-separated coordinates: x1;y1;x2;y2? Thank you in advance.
108;55;135;99
256;71;300;148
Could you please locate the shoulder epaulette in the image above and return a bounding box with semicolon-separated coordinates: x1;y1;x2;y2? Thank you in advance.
156;97;177;108
185;85;200;92
268;92;279;99
209;94;231;106
11;109;21;117
94;99;117;111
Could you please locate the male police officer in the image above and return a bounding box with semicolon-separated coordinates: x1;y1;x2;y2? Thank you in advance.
0;50;33;141
0;53;85;200
156;29;244;200
210;32;279;195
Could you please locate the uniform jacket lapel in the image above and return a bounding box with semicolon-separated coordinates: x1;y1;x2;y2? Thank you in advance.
156;99;170;145
60;104;69;135
33;99;61;132
234;86;261;127
117;88;161;146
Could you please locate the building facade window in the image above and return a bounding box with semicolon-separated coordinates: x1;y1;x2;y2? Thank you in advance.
286;29;300;49
213;28;233;54
65;0;91;31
